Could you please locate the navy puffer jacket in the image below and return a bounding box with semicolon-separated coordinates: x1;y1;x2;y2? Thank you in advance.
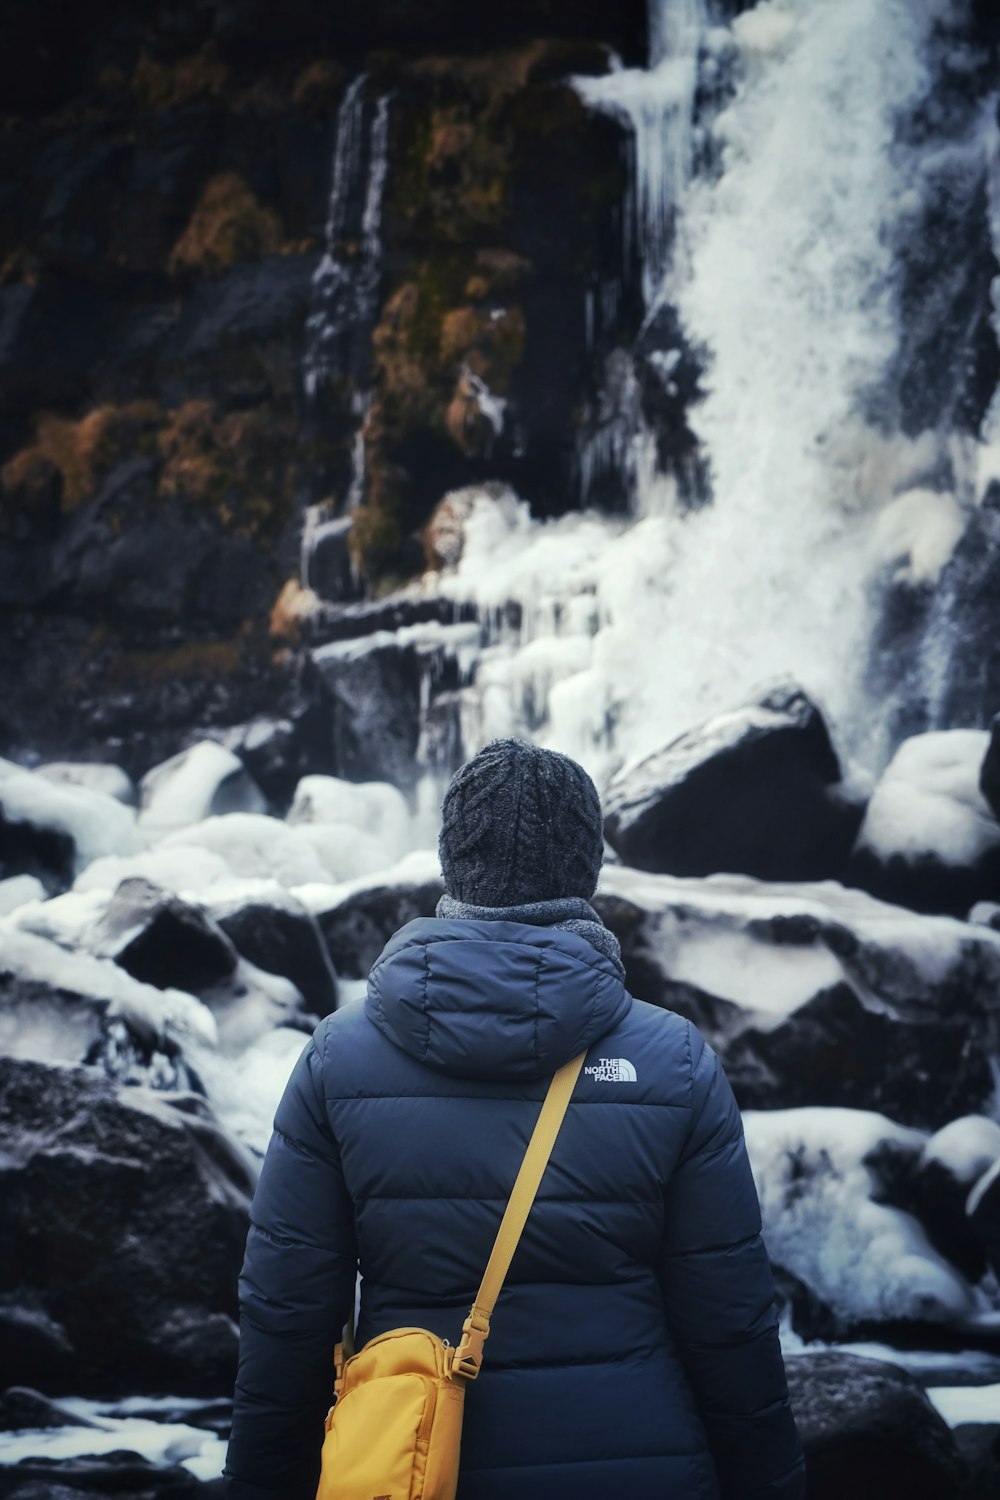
224;918;805;1500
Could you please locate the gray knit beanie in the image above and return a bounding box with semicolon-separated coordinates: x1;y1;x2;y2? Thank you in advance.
438;738;604;906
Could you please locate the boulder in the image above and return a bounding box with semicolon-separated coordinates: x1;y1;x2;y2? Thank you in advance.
745;1108;976;1340
0;760;138;888
92;878;239;995
954;1423;1000;1500
603;683;863;880
36;762;137;806
0;1056;252;1396
981;713;1000;820
210;717;303;809
310;852;444;978
851;730;1000;915
210;889;338;1018
288;774;410;862
593;864;1000;1129
0;926;215;1092
905;1117;1000;1283
0;1452;223;1497
968;1159;1000;1279
784;1352;968;1500
139;743;267;832
311;634;423;787
0;1387;96;1432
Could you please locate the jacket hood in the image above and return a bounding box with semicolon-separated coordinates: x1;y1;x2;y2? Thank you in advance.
365;917;631;1081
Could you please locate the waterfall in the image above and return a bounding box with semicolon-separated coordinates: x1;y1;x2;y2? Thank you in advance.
418;0;1000;788
301;79;391;596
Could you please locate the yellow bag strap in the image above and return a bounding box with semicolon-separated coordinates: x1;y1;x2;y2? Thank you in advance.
451;1049;586;1381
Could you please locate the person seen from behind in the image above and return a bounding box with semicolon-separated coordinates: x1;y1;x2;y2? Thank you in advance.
223;737;806;1499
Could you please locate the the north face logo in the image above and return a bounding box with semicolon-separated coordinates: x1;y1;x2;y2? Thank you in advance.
584;1057;637;1083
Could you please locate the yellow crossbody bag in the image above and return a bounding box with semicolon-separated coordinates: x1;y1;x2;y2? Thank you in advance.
315;1050;585;1500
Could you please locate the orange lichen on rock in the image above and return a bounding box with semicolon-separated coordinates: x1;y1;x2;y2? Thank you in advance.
157;400;295;537
1;402;160;512
132;47;229;111
292;60;345;114
168;173;283;276
270;578;320;643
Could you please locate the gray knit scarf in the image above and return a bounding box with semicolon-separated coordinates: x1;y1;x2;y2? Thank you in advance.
436;893;625;979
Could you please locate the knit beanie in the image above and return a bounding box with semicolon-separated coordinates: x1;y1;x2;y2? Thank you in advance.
438;738;604;906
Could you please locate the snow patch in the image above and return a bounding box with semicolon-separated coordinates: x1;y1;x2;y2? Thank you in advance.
858;731;1000;867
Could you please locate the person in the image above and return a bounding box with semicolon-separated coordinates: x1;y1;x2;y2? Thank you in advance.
223;737;805;1500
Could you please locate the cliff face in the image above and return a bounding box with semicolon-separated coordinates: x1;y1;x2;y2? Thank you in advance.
0;4;640;770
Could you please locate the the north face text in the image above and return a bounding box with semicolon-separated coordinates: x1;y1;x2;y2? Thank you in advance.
584;1057;637;1083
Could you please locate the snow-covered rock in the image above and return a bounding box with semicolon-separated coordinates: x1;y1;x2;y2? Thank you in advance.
0;926;216;1055
603;682;863;881
969;1160;1000;1280
907;1118;1000;1284
74;844;237;898
208;885;338;1019
851;730;1000;915
594;864;1000;1127
783;1351;967;1499
288;774;410;861
0;758;138;885
0;1056;251;1396
0;874;46;917
311;633;422;787
745;1107;978;1332
90;877;239;995
37;761;137;806
139;741;267;832
303;849;444;978
981;712;1000;821
157;814;331;888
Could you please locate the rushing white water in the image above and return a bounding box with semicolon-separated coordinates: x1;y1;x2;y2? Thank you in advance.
577;0;707;303
418;0;1000;787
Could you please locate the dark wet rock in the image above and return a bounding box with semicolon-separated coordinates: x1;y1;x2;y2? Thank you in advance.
969;1160;1000;1279
0;1452;224;1497
207;717;304;809
315;870;444;979
0;1055;252;1396
94;878;238;994
0;1387;96;1432
900;1120;1000;1285
0;1302;76;1396
301;515;360;608
850;730;1000;917
312;635;423;787
302;594;467;648
784;1352;968;1500
603;683;862;880
955;1423;1000;1500
211;890;338;1017
716;981;993;1131
982;714;1000;821
0;808;74;893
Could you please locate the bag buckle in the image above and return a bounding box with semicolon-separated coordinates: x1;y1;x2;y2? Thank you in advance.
451;1312;490;1381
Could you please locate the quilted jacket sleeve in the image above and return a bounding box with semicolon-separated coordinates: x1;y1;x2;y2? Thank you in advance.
658;1026;805;1500
224;1025;357;1500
